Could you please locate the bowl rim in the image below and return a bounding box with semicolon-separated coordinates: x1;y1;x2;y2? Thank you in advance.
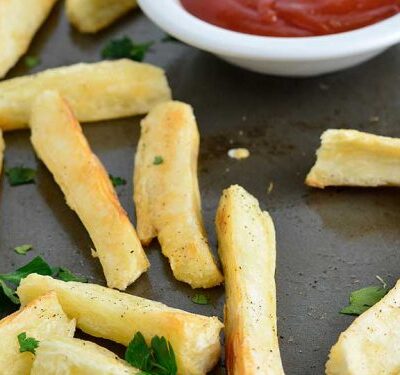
138;0;400;61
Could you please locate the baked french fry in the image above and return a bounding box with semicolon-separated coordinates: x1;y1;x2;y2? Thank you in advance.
31;337;140;374
306;129;400;188
66;0;137;33
0;0;57;79
0;292;76;375
216;185;285;375
0;59;171;131
30;91;149;290
18;274;223;375
326;280;400;375
134;101;223;289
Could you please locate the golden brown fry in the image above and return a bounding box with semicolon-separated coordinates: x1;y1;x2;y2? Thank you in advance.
66;0;137;33
0;60;171;131
18;274;224;375
0;292;75;375
31;337;141;375
30;91;149;290
134;101;223;289
326;280;400;375
306;129;400;188
0;0;57;79
216;185;285;375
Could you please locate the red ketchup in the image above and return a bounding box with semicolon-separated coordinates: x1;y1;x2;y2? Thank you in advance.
181;0;400;37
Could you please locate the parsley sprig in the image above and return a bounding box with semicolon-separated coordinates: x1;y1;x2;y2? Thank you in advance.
18;332;39;354
0;256;87;306
340;277;389;316
109;174;127;187
125;332;177;375
102;37;153;62
5;166;36;186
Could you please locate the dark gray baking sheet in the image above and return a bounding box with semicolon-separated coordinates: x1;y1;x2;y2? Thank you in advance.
2;3;400;374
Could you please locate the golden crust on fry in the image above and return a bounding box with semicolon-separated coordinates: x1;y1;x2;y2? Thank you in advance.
0;60;171;131
134;101;223;289
31;337;140;374
66;0;137;33
0;0;57;79
326;280;400;375
0;292;76;375
18;274;223;375
216;185;285;375
30;91;149;290
306;129;400;188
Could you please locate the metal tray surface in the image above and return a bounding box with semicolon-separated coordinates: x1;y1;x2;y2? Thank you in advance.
2;4;400;374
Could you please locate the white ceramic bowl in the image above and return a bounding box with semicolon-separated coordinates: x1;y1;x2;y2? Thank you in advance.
138;0;400;77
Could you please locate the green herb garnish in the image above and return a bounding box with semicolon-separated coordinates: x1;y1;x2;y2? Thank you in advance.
109;174;127;187
102;37;153;62
153;156;164;165
192;294;210;305
14;244;33;255
340;279;389;316
18;332;39;354
5;166;36;186
125;332;177;375
52;267;88;283
24;56;40;69
0;257;87;306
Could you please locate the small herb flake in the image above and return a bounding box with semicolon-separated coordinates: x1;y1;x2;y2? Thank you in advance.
18;332;39;354
192;294;210;305
340;280;389;316
153;156;164;165
52;267;88;283
102;37;153;62
125;332;177;375
109;174;127;187
5;166;36;186
14;244;33;255
24;56;40;69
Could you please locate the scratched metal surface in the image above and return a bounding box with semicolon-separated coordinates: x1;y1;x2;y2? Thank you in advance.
2;3;400;374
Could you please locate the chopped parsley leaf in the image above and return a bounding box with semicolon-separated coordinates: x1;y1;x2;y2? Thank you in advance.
24;56;40;69
52;267;88;283
192;294;210;305
125;332;177;375
340;281;389;316
109;174;127;187
18;332;39;354
153;156;164;165
0;257;87;306
14;244;33;255
102;37;153;62
5;166;36;186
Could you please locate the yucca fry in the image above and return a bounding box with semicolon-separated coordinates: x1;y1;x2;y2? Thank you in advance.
18;274;223;375
306;129;400;188
326;280;400;375
216;185;285;375
0;0;57;79
134;101;223;289
0;59;171;131
30;91;149;290
0;292;75;375
66;0;137;33
31;337;140;374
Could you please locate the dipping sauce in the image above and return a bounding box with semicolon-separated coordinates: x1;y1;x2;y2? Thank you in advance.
181;0;400;37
